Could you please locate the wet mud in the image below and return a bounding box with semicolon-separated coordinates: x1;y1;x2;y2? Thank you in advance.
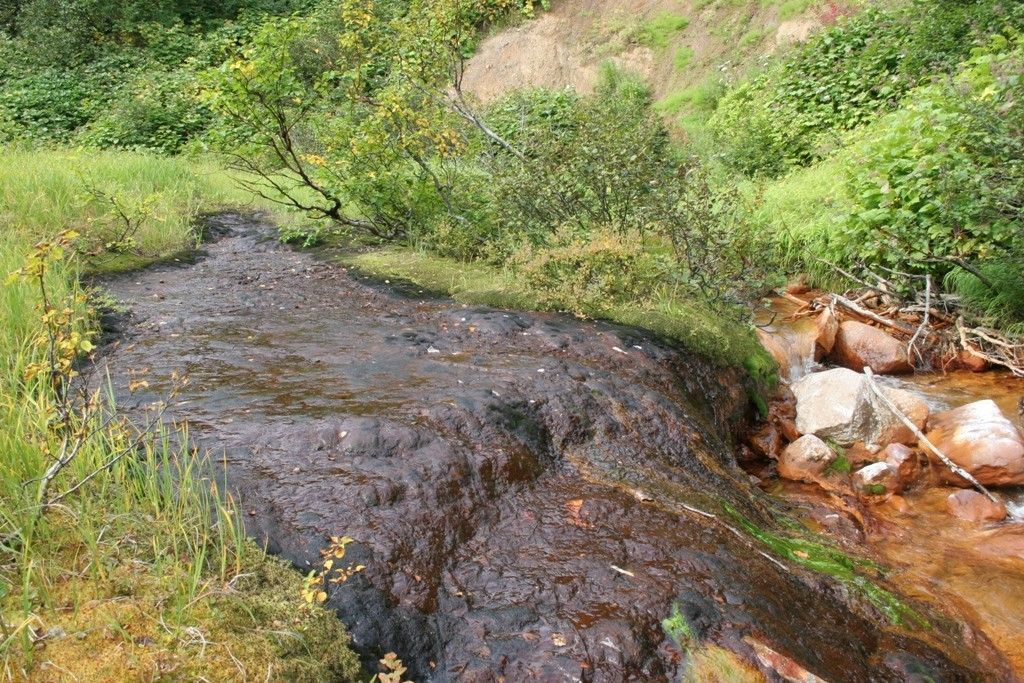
97;214;1010;681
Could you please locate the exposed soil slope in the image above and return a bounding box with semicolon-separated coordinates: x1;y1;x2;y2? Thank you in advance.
462;0;820;104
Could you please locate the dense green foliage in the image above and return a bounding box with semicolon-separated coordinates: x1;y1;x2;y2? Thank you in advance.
710;0;1024;176
710;1;1024;331
0;0;314;150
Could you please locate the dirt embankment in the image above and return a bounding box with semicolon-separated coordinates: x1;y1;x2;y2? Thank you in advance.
461;0;822;105
95;214;1009;681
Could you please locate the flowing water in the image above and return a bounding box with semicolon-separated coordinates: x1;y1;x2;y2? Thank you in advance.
762;296;1024;679
96;215;1014;681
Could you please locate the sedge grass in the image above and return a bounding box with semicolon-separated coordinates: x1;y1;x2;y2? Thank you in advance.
0;147;359;680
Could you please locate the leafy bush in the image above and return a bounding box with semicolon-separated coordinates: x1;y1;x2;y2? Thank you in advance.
79;71;211;153
483;67;672;245
512;228;670;314
710;0;1024;176
834;36;1024;280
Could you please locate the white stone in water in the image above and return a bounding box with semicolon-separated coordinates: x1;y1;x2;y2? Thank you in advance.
792;368;928;446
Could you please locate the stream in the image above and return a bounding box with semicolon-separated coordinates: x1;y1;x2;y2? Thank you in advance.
96;214;1015;681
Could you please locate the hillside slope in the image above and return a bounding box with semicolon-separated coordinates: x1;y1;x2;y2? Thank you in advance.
462;0;825;106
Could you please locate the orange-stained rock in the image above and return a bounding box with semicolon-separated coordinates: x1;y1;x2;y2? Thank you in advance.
746;421;782;461
882;443;920;490
864;385;930;447
813;308;839;361
922;400;1024;487
957;349;989;373
846;441;881;467
829;321;913;375
946;490;1007;523
757;328;791;380
852;462;899;501
778;417;801;443
779;435;836;484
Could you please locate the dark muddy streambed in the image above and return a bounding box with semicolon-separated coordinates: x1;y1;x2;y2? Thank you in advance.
97;215;1009;681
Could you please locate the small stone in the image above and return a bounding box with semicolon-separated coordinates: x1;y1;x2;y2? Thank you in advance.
957;349;989;373
813;308;839;360
746;421;782;461
882;443;920;490
778;435;836;484
947;490;1007;523
852;462;899;500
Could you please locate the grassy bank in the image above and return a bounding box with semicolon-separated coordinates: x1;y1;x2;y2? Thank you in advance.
0;148;359;680
344;247;773;376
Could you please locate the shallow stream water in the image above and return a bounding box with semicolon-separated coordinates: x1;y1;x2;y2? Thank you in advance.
96;215;1014;681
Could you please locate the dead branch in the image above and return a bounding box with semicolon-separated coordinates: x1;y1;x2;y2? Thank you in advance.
906;274;931;364
831;294;915;335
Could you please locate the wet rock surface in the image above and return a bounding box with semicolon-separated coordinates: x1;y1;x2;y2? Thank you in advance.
97;215;1007;681
923;400;1024;487
830;321;913;375
793;368;928;447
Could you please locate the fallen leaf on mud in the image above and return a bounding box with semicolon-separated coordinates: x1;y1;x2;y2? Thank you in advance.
565;499;593;529
521;632;539;642
551;633;567;647
610;565;634;577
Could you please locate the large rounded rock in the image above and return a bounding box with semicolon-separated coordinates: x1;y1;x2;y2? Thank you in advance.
779;434;836;483
829;321;913;375
922;400;1024;487
792;368;928;446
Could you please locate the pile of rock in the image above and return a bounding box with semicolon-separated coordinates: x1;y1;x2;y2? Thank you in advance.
748;365;1024;524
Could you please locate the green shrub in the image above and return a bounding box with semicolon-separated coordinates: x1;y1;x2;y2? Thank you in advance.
78;70;211;153
513;228;670;314
835;39;1024;281
710;0;1024;176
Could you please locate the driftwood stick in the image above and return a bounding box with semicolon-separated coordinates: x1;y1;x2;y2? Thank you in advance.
777;290;811;309
862;368;999;503
816;258;888;297
906;274;931;364
832;294;915;335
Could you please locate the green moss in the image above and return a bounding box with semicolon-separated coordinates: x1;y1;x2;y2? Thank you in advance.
213;546;361;681
724;504;928;627
662;602;694;648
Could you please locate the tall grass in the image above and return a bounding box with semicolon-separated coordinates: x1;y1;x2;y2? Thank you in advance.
0;148;358;679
